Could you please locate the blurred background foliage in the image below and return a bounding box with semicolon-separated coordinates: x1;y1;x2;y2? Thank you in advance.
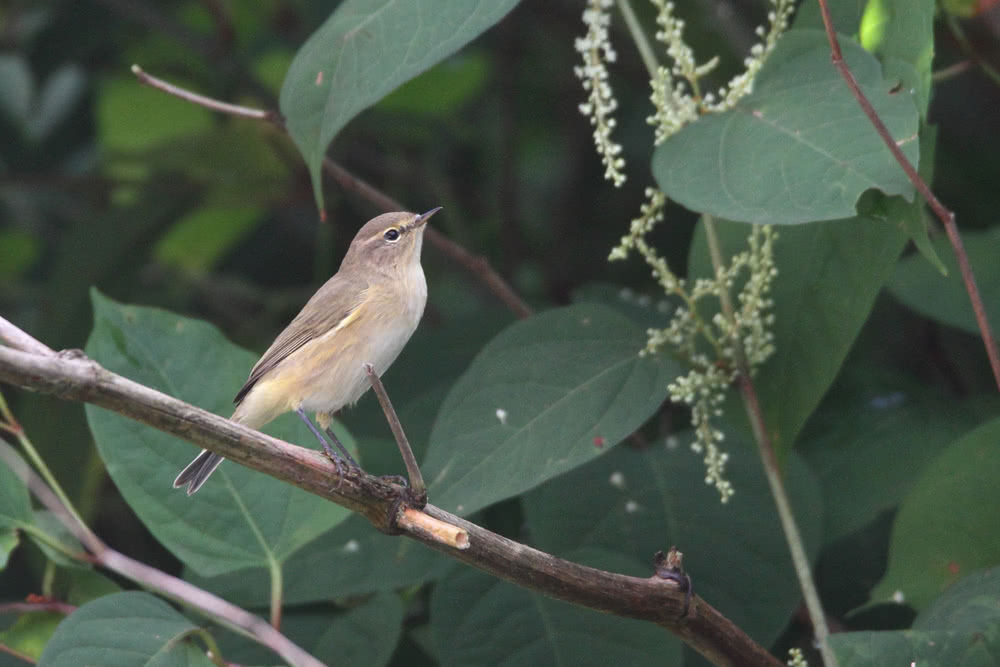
1;0;1000;664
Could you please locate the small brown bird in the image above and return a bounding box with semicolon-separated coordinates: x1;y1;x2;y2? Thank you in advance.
174;208;439;494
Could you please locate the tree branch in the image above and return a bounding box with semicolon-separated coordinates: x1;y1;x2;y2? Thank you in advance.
816;0;1000;392
129;65;535;320
0;439;322;667
0;316;780;666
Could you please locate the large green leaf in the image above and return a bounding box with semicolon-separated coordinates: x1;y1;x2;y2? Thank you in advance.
799;366;986;544
279;0;521;211
0;449;32;530
653;30;919;224
85;290;349;577
870;417;1000;611
831;566;1000;665
214;593;404;667
430;549;682;667
421;304;680;516
889;226;1000;336
39;592;212;667
1;612;63;664
859;0;935;117
793;0;867;32
688;216;906;458
0;529;18;570
187;513;451;605
522;435;823;649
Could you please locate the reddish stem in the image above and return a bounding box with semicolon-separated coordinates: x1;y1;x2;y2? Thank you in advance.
816;0;1000;391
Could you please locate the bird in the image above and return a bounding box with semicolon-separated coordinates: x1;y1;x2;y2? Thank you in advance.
174;208;439;494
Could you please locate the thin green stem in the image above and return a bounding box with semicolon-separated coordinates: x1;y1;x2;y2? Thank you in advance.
269;556;283;630
42;560;57;597
0;391;89;533
616;0;660;80
194;629;228;667
18;523;83;562
701;216;838;667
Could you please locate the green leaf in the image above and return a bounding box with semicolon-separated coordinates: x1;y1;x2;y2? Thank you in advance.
653;30;920;224
831;567;1000;665
871;417;1000;611
688;216;906;458
889;226;1000;336
85;290;349;577
0;448;32;530
421;304;679;516
279;0;521;212
859;0;934;116
522;436;823;648
213;593;404;667
430;549;682;666
793;0;867;32
891;125;944;273
29;511;85;569
309;593;404;667
1;612;63;663
0;528;18;570
376;53;489;116
63;569;122;606
187;513;451;605
916;566;1000;632
799;367;988;544
39;592;213;666
154;206;263;272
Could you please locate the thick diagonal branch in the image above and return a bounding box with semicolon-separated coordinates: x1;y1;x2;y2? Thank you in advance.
0;317;779;666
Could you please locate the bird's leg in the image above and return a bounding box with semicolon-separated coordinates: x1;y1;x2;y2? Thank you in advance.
295;408;345;484
315;412;360;468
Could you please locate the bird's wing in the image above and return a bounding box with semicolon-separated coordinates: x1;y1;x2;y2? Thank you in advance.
234;273;368;405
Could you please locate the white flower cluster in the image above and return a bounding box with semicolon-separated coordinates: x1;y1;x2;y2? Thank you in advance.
705;0;796;112
647;0;716;144
609;187;666;260
670;361;734;501
647;0;795;142
619;207;777;502
574;0;626;187
786;647;807;667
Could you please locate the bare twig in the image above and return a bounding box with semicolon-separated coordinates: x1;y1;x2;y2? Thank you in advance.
130;65;275;122
816;0;1000;392
0;439;323;667
0;319;53;356
129;65;535;320
363;363;427;501
0;317;781;666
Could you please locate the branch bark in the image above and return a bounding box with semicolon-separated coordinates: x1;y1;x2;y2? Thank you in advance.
0;316;780;666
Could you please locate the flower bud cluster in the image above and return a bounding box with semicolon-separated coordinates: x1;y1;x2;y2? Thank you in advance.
574;0;626;187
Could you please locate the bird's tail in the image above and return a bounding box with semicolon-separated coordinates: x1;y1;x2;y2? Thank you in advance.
173;450;224;495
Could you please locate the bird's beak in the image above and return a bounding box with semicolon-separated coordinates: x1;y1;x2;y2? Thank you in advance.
412;206;442;229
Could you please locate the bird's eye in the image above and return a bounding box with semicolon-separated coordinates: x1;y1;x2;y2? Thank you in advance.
384;228;400;242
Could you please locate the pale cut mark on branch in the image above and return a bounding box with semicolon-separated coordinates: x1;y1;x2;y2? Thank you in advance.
398;507;469;550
